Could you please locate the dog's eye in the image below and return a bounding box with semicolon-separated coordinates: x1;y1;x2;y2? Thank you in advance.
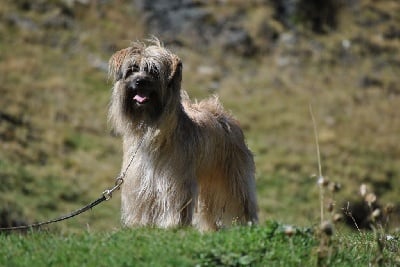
124;64;139;79
150;66;159;76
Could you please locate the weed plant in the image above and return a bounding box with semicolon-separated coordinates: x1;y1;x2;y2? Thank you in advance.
309;106;399;266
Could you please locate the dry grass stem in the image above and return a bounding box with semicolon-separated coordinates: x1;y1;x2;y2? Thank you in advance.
309;104;324;224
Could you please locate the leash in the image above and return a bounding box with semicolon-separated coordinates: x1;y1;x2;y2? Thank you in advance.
0;139;142;232
0;178;123;232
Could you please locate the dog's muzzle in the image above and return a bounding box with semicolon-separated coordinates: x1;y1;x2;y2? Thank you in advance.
129;77;152;105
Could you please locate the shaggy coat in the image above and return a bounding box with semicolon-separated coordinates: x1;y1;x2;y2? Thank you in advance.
108;39;258;231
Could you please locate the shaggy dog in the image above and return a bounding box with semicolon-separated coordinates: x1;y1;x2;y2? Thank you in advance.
108;39;258;231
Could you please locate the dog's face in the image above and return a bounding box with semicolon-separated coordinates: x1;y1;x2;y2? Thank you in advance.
109;40;182;126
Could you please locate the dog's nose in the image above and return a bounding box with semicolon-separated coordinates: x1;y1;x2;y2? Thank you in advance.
135;78;144;86
128;79;143;91
131;77;149;89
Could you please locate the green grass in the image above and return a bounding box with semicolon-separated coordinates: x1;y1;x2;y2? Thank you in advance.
1;222;399;266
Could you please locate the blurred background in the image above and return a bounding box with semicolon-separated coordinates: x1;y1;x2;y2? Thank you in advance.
0;0;399;233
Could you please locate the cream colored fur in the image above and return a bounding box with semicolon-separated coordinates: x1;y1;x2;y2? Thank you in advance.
108;39;258;231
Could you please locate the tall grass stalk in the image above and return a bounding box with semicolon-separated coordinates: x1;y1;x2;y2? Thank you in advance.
309;104;324;224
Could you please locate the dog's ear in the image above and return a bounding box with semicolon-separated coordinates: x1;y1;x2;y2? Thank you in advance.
168;55;182;90
109;48;132;82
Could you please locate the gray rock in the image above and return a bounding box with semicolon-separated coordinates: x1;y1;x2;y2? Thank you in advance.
134;0;256;55
5;13;38;31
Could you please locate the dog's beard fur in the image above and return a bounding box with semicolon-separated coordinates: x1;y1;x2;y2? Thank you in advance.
108;39;258;231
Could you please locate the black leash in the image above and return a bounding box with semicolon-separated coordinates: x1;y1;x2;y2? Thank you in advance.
0;195;106;231
0;177;123;232
0;139;143;232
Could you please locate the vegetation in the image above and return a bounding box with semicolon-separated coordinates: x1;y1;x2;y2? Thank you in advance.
1;222;399;267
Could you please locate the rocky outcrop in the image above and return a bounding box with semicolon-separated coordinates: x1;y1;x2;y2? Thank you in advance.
134;0;257;56
133;0;343;55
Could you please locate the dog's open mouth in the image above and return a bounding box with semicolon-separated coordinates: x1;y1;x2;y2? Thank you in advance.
133;94;149;104
133;91;150;105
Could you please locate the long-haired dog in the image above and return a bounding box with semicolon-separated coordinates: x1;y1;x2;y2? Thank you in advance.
108;39;258;231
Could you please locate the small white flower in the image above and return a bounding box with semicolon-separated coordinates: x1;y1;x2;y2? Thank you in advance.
360;184;367;197
342;39;351;49
386;235;394;241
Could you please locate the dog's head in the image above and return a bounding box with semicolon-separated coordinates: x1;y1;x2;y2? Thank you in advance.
108;39;182;130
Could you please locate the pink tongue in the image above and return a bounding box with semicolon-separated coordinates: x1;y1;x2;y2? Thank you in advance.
133;95;148;103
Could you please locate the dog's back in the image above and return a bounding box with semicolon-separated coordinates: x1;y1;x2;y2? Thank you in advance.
181;92;258;230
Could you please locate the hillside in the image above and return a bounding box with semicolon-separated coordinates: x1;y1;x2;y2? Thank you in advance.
0;0;399;232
